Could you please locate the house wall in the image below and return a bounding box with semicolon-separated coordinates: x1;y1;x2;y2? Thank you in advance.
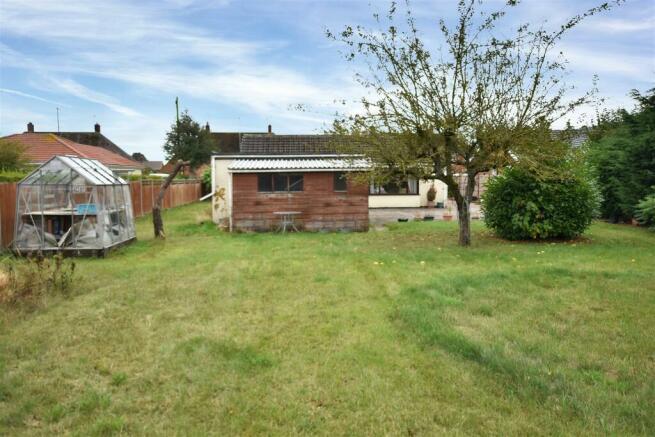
368;179;448;208
231;172;368;232
212;158;233;226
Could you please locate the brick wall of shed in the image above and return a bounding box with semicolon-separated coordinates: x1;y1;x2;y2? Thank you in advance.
232;172;369;232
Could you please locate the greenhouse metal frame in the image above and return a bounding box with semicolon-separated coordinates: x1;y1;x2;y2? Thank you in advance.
13;156;136;256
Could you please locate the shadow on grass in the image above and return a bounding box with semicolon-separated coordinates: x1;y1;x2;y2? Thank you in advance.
391;267;654;433
393;275;569;402
172;336;273;373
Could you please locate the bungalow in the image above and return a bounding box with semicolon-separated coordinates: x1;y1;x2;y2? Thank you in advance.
211;126;456;229
1;126;143;174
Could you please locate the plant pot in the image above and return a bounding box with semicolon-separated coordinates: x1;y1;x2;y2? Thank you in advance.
423;216;434;221
436;202;444;208
397;218;409;222
427;200;435;208
442;214;453;221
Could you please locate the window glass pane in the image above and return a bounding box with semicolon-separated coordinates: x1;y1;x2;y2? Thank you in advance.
407;178;418;194
383;181;400;194
334;172;347;191
258;174;272;191
273;174;288;192
288;174;303;192
370;178;418;195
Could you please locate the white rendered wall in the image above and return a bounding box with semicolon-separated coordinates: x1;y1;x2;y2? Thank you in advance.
212;158;233;225
368;179;447;208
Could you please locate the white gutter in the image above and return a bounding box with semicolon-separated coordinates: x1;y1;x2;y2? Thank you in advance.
212;153;365;159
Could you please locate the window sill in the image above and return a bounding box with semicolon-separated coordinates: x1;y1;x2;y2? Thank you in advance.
369;193;420;196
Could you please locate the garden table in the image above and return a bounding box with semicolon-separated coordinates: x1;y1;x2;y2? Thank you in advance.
273;211;301;233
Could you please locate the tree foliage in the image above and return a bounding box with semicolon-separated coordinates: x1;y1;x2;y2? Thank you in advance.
635;190;655;231
163;111;213;168
327;0;622;245
132;152;147;162
586;88;655;222
482;167;599;240
0;140;28;171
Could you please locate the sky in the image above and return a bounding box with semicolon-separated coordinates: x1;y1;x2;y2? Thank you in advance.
0;0;653;161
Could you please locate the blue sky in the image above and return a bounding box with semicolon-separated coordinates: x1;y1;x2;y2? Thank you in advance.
0;0;653;160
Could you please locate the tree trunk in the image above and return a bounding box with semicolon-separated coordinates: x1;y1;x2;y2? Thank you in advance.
153;160;189;238
454;172;477;247
456;197;471;246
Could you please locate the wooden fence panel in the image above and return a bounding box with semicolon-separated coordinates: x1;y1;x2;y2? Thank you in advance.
0;180;201;248
0;183;17;248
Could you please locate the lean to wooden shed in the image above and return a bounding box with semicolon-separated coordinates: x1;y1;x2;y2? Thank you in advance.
13;155;136;256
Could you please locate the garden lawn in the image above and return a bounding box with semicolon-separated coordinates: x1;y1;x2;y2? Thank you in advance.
1;202;654;435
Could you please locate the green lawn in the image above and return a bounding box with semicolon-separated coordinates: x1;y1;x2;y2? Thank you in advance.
1;202;654;435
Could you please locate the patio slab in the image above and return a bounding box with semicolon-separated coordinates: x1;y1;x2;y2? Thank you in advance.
369;202;482;226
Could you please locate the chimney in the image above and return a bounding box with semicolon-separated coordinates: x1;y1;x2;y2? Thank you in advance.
267;124;272;134
94;123;101;133
205;122;210;132
27;122;34;133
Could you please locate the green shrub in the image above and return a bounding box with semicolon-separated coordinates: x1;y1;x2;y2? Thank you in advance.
202;167;211;192
635;191;655;230
0;140;28;171
482;168;599;240
0;169;29;183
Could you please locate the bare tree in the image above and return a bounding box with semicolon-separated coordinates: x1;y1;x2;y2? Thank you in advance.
328;0;622;246
152;160;189;238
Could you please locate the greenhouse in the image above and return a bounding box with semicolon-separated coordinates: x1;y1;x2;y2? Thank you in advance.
13;156;136;256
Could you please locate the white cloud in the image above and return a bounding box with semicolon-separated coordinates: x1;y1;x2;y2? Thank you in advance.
43;77;141;117
582;16;655;33
0;88;70;107
0;0;358;123
561;45;655;83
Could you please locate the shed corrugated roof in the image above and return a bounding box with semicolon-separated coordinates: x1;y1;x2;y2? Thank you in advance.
228;157;370;172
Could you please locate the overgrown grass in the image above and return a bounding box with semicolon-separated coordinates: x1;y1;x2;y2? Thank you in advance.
1;203;653;435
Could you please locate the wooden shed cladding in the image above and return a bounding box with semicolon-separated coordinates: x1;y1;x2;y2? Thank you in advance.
232;172;368;232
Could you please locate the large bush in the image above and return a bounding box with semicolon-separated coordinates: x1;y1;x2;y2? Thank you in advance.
586;89;655;222
635;191;655;231
482;168;599;240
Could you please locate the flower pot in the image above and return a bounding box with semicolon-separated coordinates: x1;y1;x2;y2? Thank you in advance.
423;216;434;221
427;200;435;208
443;214;453;221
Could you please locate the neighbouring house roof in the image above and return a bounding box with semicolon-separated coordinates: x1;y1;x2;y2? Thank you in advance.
239;134;339;155
1;133;143;170
143;160;164;171
228;157;370;172
38;130;134;160
551;129;590;148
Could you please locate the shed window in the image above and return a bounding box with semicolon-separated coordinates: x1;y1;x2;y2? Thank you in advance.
334;172;347;192
258;174;273;191
257;173;304;192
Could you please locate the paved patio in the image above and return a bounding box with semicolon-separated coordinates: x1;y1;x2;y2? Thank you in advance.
369;202;482;226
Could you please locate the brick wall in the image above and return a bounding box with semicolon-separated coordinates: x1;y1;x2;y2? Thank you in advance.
232;172;369;232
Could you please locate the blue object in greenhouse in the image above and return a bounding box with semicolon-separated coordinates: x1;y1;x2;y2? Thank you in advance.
76;203;97;214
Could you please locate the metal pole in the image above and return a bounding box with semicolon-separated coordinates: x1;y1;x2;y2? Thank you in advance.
39;170;45;250
69;169;75;249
